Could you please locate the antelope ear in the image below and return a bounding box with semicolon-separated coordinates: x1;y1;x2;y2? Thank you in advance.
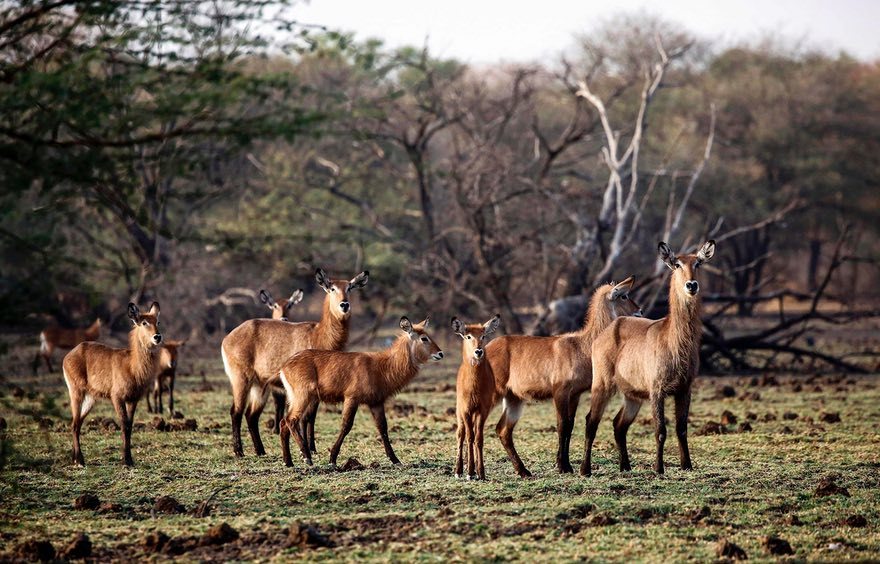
658;242;677;270
289;289;304;305
451;317;465;337
315;268;331;291
149;302;160;317
399;316;414;335
127;303;140;323
347;271;369;291
419;317;430;329
483;314;502;335
697;240;716;263
259;290;274;307
610;276;635;301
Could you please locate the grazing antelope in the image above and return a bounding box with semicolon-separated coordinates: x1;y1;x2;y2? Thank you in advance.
32;318;101;375
278;316;443;468
582;241;715;476
221;268;368;457
146;340;186;415
452;314;501;480
486;277;641;477
260;288;304;321
62;303;163;467
258;288;304;433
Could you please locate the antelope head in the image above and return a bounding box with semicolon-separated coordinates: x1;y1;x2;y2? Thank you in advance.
659;240;716;301
260;288;304;321
128;302;162;348
400;316;443;363
452;314;501;366
316;268;369;320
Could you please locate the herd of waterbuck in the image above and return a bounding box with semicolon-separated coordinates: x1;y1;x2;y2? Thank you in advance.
42;239;717;479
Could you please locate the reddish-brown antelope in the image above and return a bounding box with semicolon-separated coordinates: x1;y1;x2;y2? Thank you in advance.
221;268;368;457
260;288;304;320
277;316;443;468
452;314;501;480
258;287;304;433
485;277;641;477
32;318;101;375
146;340;186;415
62;302;163;466
582;240;715;476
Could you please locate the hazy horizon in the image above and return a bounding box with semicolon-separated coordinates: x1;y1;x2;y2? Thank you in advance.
293;0;880;64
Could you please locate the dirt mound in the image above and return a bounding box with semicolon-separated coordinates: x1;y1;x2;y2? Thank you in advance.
60;533;92;560
141;531;170;553
153;496;186;514
150;417;169;431
695;421;725;435
762;535;793;555
588;513;617;526
202;523;239;546
819;411;841;423
720;410;737;425
73;493;100;510
716;539;747;560
688;506;710;523
287;522;332;548
340;457;365;472
815;475;850;497
842;514;867;527
169;418;198;431
14;539;55;562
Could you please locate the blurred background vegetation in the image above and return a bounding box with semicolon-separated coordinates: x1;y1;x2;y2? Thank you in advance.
1;2;878;358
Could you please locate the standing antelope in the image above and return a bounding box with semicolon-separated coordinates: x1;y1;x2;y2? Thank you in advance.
278;316;443;468
258;287;304;433
582;241;715;476
486;277;641;477
32;318;102;375
452;314;501;480
260;288;304;321
62;303;163;466
146;340;186;415
221;268;368;458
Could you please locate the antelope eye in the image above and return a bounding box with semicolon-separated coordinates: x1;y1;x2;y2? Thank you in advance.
466;335;473;340
141;320;148;326
420;336;428;343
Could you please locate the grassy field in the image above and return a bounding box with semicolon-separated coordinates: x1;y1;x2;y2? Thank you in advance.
1;344;879;561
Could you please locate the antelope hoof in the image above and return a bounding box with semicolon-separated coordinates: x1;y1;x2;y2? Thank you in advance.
518;468;533;479
558;462;574;474
654;464;665;474
579;464;591;477
682;463;693;471
454;473;462;479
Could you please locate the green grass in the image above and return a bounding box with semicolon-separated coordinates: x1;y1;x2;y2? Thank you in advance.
1;355;878;561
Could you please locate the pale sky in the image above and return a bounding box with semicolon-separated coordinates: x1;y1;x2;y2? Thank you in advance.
293;0;880;64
